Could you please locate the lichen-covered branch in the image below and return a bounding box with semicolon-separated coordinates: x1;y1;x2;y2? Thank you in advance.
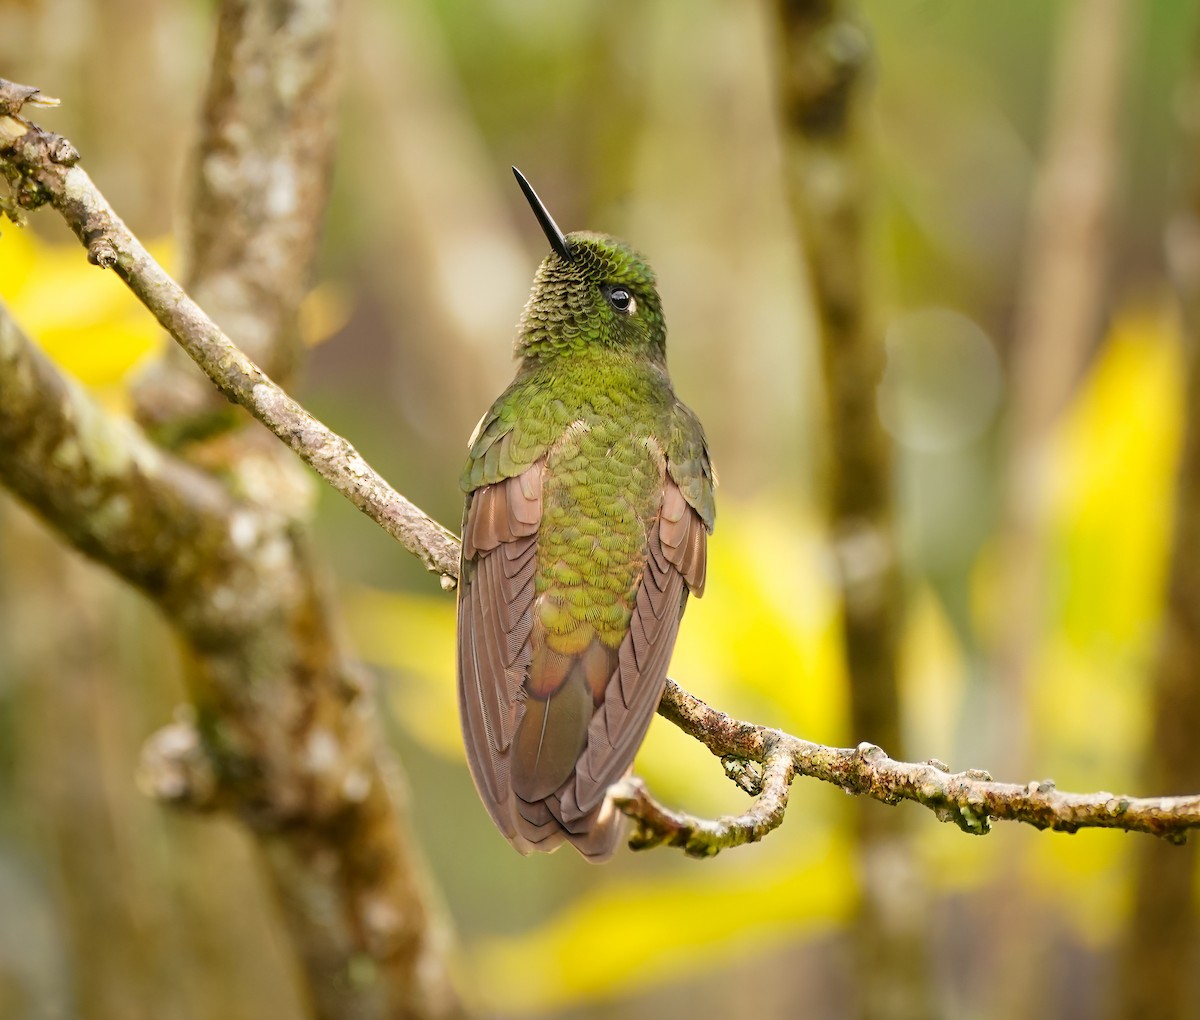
3;79;1200;872
653;681;1200;847
0;301;246;636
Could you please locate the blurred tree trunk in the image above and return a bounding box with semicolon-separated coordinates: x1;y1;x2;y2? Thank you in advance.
134;0;342;433
1;507;307;1020
0;4;303;1017
0;1;465;1016
131;2;464;1015
1113;24;1200;1019
772;3;935;1018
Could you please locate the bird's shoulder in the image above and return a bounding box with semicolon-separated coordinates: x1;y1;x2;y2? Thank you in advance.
460;374;553;493
665;399;716;533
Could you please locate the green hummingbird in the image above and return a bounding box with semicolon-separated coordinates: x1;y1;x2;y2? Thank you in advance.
457;168;715;860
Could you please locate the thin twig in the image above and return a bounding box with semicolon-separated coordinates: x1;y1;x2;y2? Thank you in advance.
0;92;459;582
653;680;1200;851
611;752;795;858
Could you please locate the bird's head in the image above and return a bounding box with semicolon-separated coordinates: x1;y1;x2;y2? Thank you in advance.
511;167;665;364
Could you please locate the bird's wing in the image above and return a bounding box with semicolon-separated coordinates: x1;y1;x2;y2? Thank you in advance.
458;458;558;851
460;397;547;492
459;409;714;860
667;399;716;542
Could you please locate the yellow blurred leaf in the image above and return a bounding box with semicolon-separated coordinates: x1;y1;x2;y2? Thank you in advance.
0;228;172;389
300;281;353;348
1047;305;1182;649
470;839;855;1014
900;584;966;756
667;500;848;741
1022;305;1182;785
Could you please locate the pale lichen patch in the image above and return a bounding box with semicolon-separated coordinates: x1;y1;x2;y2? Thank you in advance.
229;510;260;551
50;435;83;472
61;165;97;210
71;396;134;478
209;585;237;614
304;728;339;774
361;896;404;952
342;770;371;803
93;493;132;532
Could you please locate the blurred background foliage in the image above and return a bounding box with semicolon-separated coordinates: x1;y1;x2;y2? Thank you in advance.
1;0;1200;1017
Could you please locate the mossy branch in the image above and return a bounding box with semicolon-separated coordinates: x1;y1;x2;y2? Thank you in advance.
0;75;462;1020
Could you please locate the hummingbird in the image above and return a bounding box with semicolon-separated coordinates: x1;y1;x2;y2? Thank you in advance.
456;168;716;860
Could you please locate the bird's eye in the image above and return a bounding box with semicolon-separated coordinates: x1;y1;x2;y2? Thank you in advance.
606;286;636;315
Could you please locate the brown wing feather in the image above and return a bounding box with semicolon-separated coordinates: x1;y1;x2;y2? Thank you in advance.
458;468;708;861
458;464;563;852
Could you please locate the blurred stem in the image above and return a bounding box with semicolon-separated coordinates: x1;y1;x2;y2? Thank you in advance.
995;0;1129;772
773;0;899;752
133;0;342;443
771;4;932;1019
1113;24;1200;1019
